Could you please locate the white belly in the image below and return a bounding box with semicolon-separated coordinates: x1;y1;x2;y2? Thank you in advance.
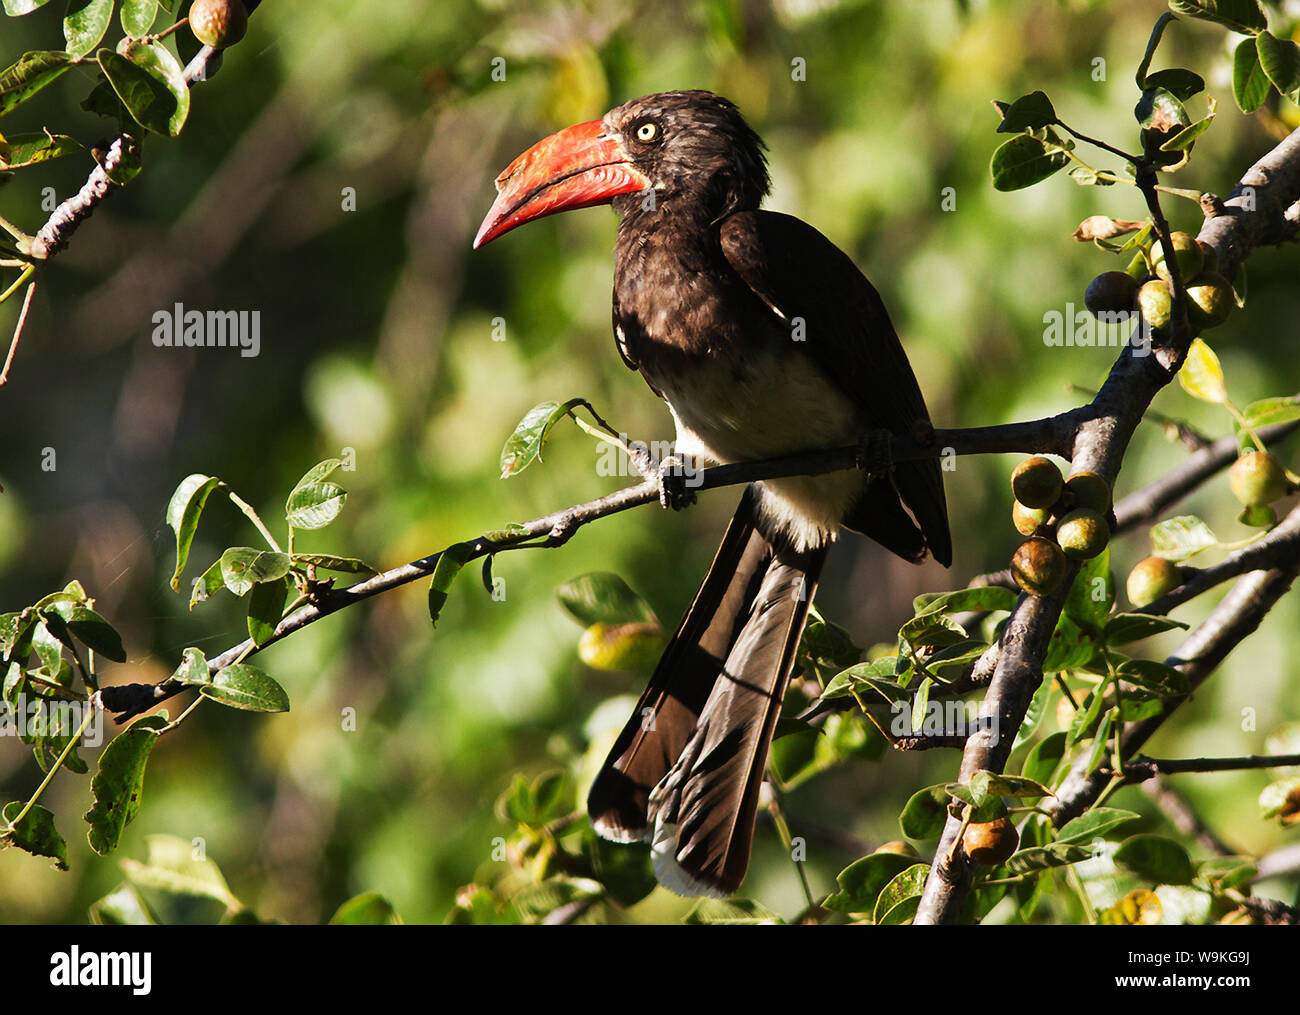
655;348;865;552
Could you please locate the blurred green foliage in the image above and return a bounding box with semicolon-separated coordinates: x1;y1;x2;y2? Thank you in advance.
1;0;1298;924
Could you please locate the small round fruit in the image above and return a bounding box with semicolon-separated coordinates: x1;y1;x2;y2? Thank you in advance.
1229;451;1289;508
1196;240;1219;276
1012;501;1050;536
1185;272;1233;329
1011;456;1063;510
874;840;920;859
1065;470;1112;512
1152;231;1204;284
1057;508;1109;560
962;816;1019;865
578;622;665;670
190;0;248;50
1127;556;1182;607
1138;279;1173;334
1085;271;1140;316
1011;537;1067;597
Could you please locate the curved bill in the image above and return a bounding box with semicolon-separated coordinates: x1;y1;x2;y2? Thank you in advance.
473;120;651;249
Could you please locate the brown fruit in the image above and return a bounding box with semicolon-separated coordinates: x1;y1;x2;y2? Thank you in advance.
874;840;920;859
1011;456;1063;510
1012;501;1050;536
190;0;248;49
962;816;1019;865
1126;556;1182;607
1085;271;1140;316
1057;508;1109;560
1229;451;1289;508
1152;231;1204;284
1011;537;1067;597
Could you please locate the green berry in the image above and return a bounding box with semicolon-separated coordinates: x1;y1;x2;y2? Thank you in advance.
1185;272;1233;330
1057;508;1110;560
1153;231;1204;284
1012;501;1050;536
1138;279;1173;334
1065;471;1112;512
1012;456;1063;510
1126;557;1182;607
1229;451;1289;508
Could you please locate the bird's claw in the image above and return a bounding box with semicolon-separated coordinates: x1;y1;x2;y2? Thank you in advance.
855;429;894;477
657;455;697;511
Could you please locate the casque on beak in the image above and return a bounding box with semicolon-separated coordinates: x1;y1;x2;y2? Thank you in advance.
473;119;652;249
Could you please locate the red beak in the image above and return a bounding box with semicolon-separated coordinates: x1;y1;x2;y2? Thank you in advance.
473;120;652;249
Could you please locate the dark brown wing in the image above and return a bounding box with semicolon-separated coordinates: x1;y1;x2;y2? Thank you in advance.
718;210;952;567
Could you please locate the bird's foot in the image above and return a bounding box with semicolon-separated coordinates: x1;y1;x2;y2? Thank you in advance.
656;455;698;511
855;428;895;476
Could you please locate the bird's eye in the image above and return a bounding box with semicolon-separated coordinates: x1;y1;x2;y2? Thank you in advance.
635;121;659;143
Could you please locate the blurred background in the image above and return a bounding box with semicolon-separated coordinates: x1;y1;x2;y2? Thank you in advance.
1;0;1298;923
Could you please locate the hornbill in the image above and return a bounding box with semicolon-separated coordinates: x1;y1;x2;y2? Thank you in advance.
474;90;951;897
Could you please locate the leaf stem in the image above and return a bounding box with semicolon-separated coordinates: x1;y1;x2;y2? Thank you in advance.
225;489;283;552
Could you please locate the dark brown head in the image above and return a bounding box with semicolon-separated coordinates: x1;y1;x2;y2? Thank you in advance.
474;90;769;248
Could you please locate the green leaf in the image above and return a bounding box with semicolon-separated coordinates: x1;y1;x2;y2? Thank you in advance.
683;896;782;925
0;130;82;170
1135;12;1178;87
1237;395;1300;441
911;586;1018;617
1134;86;1189;132
40;602;126;662
556;572;658;627
1043;614;1099;674
1104;613;1189;643
64;0;114;59
200;663;289;712
1055;807;1141;845
577;621;665;671
1159;101;1216;152
121;834;237;906
84;714;167;855
4;0;57;11
247;578;289;646
289;552;377;574
1150;515;1218;562
821;660;908;705
824;852;914;912
1196;856;1258;893
427;542;473;626
166;473;222;590
120;0;157;36
0;51;74;117
89;883;158;925
511;877;604;922
990;133;1070;192
1255;30;1300;103
900;783;951;839
329;891;403;925
499;397;586;477
1117;658;1189;696
580;827;657;908
1233;37;1272;114
98;44;189;136
219;547;291;597
995;90;1057;133
1021;731;1067;785
1168;0;1266;35
1143;68;1206;101
2;801;69;870
189;559;225;608
1114;833;1196;885
1005;842;1096;874
285;482;347;530
169;646;209;687
1063;546;1113;633
873;863;929;925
